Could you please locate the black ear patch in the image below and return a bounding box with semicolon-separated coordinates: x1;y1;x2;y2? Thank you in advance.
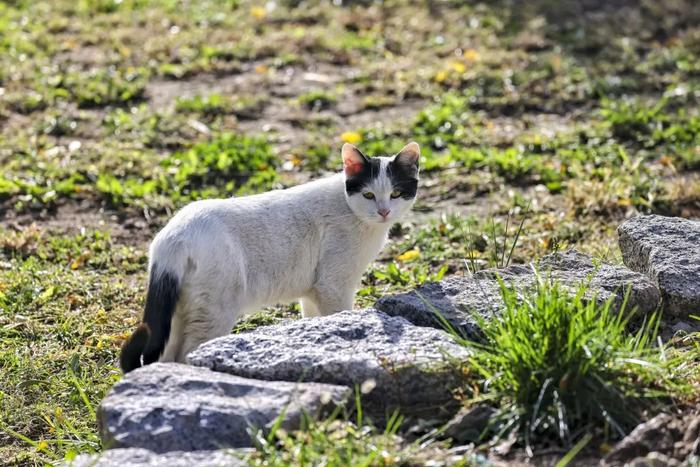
345;157;382;195
388;157;418;200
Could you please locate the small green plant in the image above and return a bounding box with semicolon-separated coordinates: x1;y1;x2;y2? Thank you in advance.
248;404;413;466
232;305;300;334
176;94;266;120
161;132;279;199
297;90;337;110
176;93;232;115
600;98;700;149
464;205;529;274
600;98;669;143
6;91;47;114
456;279;694;453
58;69;148;108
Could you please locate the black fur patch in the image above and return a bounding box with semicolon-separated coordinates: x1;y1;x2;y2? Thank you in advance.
388;157;419;200
141;268;180;365
345;156;382;195
120;323;150;373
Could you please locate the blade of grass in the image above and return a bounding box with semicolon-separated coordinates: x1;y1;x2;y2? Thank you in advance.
555;433;593;467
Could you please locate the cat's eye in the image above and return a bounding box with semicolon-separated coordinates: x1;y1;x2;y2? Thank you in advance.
362;192;375;200
390;190;402;199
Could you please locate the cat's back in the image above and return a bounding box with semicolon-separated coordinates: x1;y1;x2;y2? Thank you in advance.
152;173;347;248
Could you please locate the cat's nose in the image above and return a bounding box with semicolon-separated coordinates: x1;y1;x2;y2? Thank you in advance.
377;208;390;218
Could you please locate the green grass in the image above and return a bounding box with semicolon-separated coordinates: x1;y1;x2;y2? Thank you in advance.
297;90;337;111
0;228;145;464
245;396;482;467
453;280;697;453
247;410;415;466
176;93;234;115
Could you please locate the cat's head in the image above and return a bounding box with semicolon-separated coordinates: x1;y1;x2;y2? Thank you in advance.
342;142;420;225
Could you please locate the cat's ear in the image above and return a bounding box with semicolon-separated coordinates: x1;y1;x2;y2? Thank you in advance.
342;143;368;177
394;142;420;172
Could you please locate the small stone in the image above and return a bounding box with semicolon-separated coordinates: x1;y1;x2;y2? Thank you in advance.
604;414;679;465
618;215;700;317
443;405;496;444
67;448;249;467
670;321;697;334
188;310;470;421
98;363;349;453
376;250;660;338
625;452;681;467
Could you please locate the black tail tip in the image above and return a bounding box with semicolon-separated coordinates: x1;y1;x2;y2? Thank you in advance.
119;324;150;374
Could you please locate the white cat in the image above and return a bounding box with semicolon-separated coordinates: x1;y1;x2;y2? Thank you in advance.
120;142;420;372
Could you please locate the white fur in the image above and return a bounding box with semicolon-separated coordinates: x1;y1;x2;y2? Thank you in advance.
151;158;418;362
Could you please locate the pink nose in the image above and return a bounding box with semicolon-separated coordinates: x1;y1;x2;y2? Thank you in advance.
377;208;390;218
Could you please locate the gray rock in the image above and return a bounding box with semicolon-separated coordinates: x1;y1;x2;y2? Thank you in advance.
67;448;249;467
618;215;700;317
624;452;681;467
188;310;469;421
377;249;660;338
443;405;497;444
99;363;349;453
603;412;700;466
604;414;677;465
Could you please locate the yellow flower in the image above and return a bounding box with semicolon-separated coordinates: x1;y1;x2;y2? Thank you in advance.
340;131;362;144
250;6;266;20
37;441;48;452
435;70;448;83
254;64;268;74
70;251;91;270
396;249;420;262
464;49;480;61
450;61;466;74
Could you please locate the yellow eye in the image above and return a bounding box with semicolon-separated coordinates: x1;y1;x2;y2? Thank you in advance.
390;190;402;199
362;192;375;200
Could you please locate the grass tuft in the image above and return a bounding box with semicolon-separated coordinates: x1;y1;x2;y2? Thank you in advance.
456;279;695;452
247;404;414;466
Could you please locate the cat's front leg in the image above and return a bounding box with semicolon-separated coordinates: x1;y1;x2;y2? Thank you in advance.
309;282;355;316
300;296;322;317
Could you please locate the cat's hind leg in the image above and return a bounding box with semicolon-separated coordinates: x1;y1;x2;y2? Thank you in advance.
159;310;184;362
174;304;240;361
309;282;355;316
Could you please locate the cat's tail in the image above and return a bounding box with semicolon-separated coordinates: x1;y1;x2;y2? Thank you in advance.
120;266;180;373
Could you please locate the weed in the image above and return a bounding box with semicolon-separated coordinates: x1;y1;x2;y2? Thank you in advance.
456;280;695;452
248;404;415;466
176;93;233;116
297;90;337;111
232;305;300;334
58;69;148;108
161;132;279;200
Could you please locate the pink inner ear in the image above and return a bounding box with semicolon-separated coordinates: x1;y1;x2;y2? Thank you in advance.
344;160;364;177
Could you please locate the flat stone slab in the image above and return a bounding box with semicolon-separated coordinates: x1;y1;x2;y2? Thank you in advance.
67;448;249;467
99;363;349;453
188;310;469;421
618;215;700;317
376;249;660;339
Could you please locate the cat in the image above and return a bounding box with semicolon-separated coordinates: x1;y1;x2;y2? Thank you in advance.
120;142;420;373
